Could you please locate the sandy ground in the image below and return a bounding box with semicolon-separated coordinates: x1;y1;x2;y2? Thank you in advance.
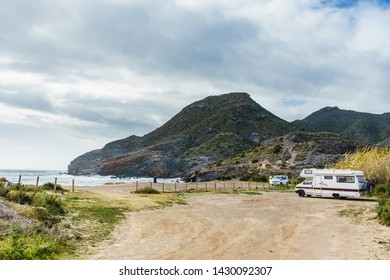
83;185;390;260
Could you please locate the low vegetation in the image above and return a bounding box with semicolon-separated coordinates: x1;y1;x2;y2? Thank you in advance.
0;183;68;259
0;182;188;260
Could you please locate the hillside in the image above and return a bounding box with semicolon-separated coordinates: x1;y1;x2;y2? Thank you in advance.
195;131;361;181
293;107;390;144
68;92;295;177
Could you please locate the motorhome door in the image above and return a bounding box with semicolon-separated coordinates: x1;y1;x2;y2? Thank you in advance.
315;175;322;196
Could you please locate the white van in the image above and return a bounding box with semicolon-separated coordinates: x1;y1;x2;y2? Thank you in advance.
295;169;367;199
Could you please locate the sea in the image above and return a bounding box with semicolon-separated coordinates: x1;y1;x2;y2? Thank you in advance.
0;169;182;187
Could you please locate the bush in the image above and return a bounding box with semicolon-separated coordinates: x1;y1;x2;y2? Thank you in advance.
6;190;35;205
272;144;282;154
40;182;65;192
42;194;65;215
134;187;160;194
373;184;390;199
239;175;268;182
9;183;27;191
32;193;65;216
377;200;390;227
0;186;9;198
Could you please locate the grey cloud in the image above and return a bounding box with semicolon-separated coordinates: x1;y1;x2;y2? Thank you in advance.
1;0;259;81
56;94;174;136
0;91;55;113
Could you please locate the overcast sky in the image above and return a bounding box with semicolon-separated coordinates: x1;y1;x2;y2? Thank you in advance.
1;0;389;170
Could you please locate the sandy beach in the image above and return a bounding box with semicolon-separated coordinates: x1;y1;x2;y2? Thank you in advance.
72;184;390;260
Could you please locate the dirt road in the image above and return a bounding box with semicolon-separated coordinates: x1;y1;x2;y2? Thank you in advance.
89;190;390;260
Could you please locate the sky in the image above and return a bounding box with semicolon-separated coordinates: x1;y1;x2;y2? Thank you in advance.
0;0;389;170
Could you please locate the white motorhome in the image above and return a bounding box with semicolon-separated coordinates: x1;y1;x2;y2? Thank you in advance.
295;169;367;199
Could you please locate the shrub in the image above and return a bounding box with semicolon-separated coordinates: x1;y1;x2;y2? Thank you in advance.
373;184;390;199
239;175;268;182
0;186;9;198
9;183;27;191
272;144;282;154
32;193;65;216
377;200;390;227
134;187;160;194
42;194;65;215
6;190;35;205
40;182;65;192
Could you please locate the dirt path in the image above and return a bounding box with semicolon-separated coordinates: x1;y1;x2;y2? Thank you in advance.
87;190;390;260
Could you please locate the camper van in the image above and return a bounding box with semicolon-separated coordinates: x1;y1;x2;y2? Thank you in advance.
295;169;367;199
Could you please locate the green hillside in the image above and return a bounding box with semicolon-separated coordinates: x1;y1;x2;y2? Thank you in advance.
293;107;390;144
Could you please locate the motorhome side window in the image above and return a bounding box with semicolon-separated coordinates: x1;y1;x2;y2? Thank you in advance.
324;176;333;180
337;176;355;183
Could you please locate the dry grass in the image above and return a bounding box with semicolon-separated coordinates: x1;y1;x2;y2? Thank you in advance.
331;146;390;185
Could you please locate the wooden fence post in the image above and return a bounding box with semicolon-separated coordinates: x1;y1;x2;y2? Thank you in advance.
35;176;40;188
72;179;75;192
54;177;57;191
162;182;165;193
18;175;22;184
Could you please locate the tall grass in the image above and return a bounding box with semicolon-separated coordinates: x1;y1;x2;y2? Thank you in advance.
331;146;390;185
331;147;390;227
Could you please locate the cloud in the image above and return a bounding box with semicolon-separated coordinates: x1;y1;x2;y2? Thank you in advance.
0;0;389;169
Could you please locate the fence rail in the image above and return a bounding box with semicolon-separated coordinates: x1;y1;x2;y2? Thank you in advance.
6;175;274;192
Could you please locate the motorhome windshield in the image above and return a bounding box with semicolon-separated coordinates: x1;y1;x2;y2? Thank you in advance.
357;176;365;183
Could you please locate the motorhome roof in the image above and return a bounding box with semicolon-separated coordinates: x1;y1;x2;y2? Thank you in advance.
300;168;364;177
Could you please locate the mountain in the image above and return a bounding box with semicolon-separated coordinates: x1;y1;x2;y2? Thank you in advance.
68;92;296;177
292;107;390;144
69;95;389;180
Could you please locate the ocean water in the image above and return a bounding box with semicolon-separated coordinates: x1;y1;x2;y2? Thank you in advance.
0;169;182;187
